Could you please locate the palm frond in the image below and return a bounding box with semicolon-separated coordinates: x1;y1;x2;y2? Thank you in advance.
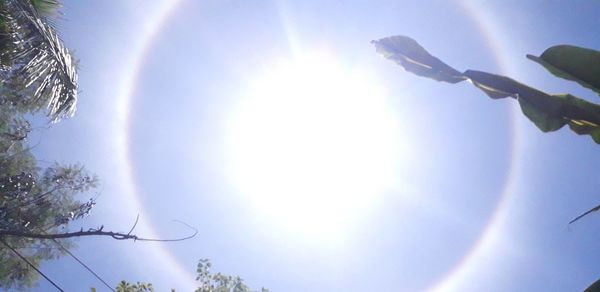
30;0;63;29
2;0;77;122
30;0;61;17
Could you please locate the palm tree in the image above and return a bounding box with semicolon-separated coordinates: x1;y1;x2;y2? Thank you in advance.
1;0;78;122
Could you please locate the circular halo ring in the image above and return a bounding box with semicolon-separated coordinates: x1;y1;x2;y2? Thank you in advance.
115;1;521;290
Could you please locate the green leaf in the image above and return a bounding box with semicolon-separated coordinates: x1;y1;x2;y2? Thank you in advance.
527;45;600;96
375;35;600;144
569;121;600;144
517;98;566;132
553;94;600;125
553;94;600;144
31;0;61;17
372;35;465;83
585;277;600;292
463;70;567;132
462;70;519;99
2;0;79;122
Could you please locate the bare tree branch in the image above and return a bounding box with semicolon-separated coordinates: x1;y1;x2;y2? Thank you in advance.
0;223;198;242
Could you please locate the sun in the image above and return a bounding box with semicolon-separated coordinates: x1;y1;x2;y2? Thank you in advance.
226;51;400;243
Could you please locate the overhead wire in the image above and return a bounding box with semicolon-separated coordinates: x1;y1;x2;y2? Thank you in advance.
0;237;64;291
50;238;116;292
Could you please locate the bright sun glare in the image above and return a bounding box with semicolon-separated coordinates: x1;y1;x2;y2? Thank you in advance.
226;52;400;242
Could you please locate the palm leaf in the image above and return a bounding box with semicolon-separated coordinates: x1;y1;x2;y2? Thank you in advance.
30;0;61;17
2;0;77;122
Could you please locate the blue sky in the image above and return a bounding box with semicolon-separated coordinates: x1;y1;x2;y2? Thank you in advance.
26;1;600;291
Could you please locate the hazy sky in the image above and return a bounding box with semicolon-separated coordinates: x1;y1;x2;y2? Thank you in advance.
29;1;600;291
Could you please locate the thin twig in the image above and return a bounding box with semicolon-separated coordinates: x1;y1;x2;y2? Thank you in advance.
569;203;600;224
126;214;140;236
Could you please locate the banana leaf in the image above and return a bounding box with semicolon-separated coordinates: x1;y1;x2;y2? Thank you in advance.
527;45;600;96
372;35;600;144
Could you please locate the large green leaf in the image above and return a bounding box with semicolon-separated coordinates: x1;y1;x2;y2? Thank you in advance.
555;94;600;125
371;36;465;83
585;277;600;292
518;98;566;133
569;121;600;144
463;71;600;136
463;70;567;132
527;45;600;96
373;36;600;144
